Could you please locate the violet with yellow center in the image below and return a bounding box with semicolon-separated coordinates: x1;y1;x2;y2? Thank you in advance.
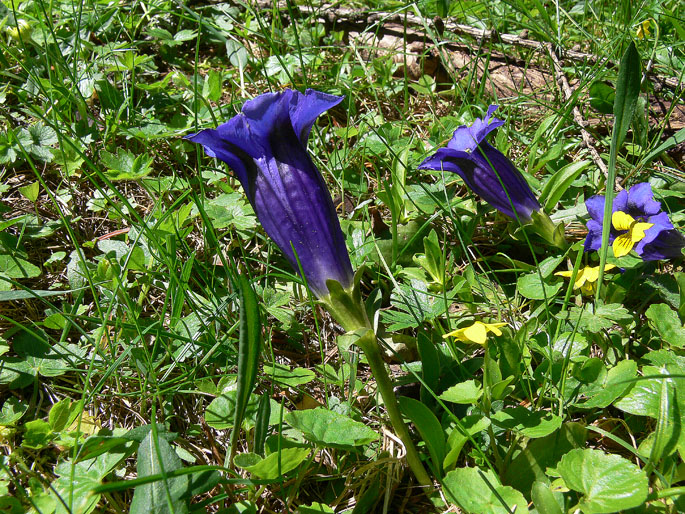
584;182;685;261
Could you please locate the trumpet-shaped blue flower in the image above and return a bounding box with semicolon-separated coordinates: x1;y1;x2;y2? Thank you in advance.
418;105;541;222
185;89;354;297
584;182;685;260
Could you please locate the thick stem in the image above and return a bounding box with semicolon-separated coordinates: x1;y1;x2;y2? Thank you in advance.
357;335;433;487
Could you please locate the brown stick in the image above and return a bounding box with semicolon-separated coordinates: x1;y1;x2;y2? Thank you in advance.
546;43;611;183
252;1;681;91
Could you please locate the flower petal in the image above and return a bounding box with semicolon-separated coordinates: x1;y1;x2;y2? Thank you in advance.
289;89;344;146
583;219;605;252
447;105;504;153
613;189;628;214
484;322;507;336
639;229;685;261
612;232;635;257
626;182;661;216
585;195;606;222
186;89;353;298
464;322;488;345
612;211;635;231
630;222;654;242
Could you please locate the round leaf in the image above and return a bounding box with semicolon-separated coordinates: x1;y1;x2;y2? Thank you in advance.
558;449;648;513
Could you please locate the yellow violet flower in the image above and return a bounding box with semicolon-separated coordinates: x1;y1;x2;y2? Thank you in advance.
555;264;616;295
443;321;507;346
611;211;654;258
636;20;651;40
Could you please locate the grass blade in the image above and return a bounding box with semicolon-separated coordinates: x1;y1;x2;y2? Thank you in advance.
228;274;262;467
595;41;641;301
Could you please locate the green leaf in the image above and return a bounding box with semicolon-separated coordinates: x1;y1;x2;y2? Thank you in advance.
558;449;648;513
48;398;72;432
491;407;562;439
205;391;259;430
263;363;315;387
229;275;262;464
398;396;446;476
589;81;615;114
503;423;587;498
539;160;591;211
130;431;189;514
614;365;685;421
0;396;28;425
443;415;490;470
234;448;310;479
22;419;53;449
101;149;154;181
517;271;563;300
531;481;563;514
285;407;379;449
52;448;131;514
439;380;482;404
443;467;528;514
297;502;335;514
0;254;41;279
575;359;637;409
18;181;39;203
645;303;685;348
204;193;256;231
382;279;454;330
643;127;685;163
612;42;642;150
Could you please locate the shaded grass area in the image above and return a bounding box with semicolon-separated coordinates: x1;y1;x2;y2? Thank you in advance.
1;0;684;512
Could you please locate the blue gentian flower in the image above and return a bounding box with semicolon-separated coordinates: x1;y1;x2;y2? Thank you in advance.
418;105;541;222
185;89;354;297
584;182;685;260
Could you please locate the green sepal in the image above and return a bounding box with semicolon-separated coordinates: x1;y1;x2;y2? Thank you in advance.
321;267;371;333
510;210;568;250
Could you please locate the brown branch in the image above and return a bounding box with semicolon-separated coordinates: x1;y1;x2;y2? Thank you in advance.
547;43;611;182
252;0;681;91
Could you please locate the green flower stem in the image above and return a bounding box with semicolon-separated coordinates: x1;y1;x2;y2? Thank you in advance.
355;331;433;487
323;275;432;487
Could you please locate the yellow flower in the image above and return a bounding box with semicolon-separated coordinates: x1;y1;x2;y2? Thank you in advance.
611;211;654;258
555;264;616;295
636;20;651;40
443;321;507;346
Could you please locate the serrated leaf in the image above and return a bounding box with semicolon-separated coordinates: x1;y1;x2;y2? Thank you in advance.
101;149;154;181
0;254;41;279
558;449;648;513
517;271;563;300
285;407;378;449
443;467;528;514
491;407;562;439
645;303;685;348
439;380;482;404
234;448;310;479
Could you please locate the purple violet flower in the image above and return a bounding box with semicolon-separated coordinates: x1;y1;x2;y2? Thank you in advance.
584;182;685;260
418;105;541;222
185;89;354;297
